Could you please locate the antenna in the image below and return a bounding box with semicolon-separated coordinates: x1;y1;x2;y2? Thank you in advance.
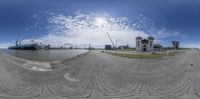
16;33;22;46
106;32;115;48
17;33;21;41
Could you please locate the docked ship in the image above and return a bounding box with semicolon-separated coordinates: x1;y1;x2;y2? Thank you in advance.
8;40;43;50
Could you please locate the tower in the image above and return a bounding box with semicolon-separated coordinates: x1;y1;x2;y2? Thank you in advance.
172;41;179;49
136;36;142;52
147;36;154;52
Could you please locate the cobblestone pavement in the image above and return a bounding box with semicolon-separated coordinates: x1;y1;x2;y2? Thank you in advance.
0;49;200;99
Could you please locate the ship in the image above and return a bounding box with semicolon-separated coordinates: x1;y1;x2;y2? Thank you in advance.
8;44;41;50
8;40;42;50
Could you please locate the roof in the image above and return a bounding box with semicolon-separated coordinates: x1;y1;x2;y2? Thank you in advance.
141;39;148;44
148;36;154;40
154;44;163;48
136;36;142;40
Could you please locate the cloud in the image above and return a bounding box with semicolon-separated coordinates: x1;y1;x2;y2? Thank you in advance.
182;43;200;49
40;12;149;48
133;14;183;40
16;12;184;48
0;43;11;48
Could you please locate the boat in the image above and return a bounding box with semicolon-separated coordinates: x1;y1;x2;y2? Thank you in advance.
8;43;41;50
8;33;46;50
8;37;43;50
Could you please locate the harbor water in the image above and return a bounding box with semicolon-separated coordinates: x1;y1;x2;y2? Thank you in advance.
0;49;88;61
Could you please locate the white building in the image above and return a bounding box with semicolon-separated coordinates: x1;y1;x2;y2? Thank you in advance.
136;36;154;52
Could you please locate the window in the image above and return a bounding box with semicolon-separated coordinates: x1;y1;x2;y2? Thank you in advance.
150;41;152;46
137;41;140;46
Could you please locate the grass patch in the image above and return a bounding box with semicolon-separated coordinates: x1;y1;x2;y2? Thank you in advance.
106;51;180;59
117;49;135;52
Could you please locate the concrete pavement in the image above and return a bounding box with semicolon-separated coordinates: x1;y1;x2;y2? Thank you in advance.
0;49;199;99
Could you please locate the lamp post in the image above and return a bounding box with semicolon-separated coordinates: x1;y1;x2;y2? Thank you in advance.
126;41;130;49
115;39;120;53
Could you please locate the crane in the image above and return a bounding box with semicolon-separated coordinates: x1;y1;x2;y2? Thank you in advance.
106;32;115;49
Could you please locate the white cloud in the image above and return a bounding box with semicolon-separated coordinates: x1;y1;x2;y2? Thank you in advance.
133;14;183;41
182;42;200;49
40;12;149;48
5;12;184;48
32;14;37;18
0;43;11;48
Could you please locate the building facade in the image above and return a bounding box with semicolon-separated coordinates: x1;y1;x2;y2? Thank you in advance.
136;36;154;52
172;41;179;49
105;45;112;50
154;44;163;51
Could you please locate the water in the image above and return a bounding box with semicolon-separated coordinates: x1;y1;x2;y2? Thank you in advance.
0;49;88;61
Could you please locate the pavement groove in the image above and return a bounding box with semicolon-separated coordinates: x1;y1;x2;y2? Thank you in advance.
0;49;200;98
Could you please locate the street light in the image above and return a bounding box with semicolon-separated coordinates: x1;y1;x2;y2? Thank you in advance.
115;39;120;53
127;41;130;49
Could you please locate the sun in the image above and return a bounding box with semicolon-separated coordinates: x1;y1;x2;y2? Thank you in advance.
95;17;108;27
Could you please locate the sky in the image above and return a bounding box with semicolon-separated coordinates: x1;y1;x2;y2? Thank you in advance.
0;0;200;48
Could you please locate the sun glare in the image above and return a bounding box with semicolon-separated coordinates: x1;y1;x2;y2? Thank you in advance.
95;17;108;27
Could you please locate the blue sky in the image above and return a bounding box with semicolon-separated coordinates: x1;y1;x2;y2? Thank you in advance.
0;0;200;48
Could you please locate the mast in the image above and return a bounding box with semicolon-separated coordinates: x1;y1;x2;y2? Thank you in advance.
16;33;21;46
